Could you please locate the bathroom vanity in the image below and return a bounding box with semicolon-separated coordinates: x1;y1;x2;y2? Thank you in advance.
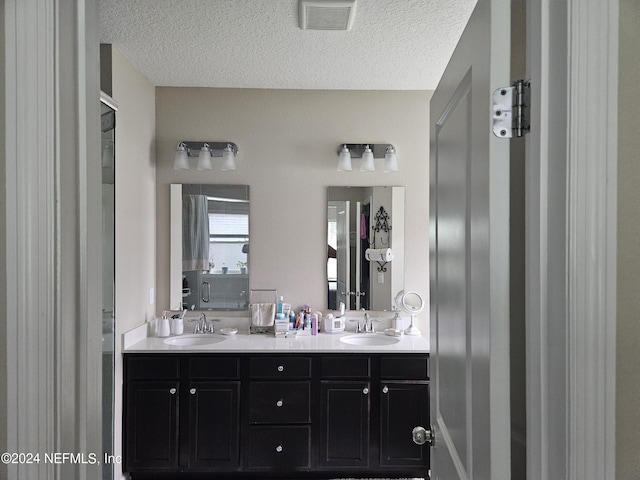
123;330;430;479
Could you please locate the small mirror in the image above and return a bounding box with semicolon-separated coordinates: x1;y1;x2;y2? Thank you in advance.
395;290;424;336
171;184;250;311
402;291;424;313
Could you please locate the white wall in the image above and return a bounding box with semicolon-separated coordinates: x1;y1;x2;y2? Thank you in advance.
155;88;431;329
111;47;156;479
616;1;640;478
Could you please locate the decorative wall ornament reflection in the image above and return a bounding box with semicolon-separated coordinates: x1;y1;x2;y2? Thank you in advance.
368;206;393;272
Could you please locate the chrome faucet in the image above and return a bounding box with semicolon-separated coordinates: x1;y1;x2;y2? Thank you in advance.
356;311;376;334
364;312;375;333
191;313;215;334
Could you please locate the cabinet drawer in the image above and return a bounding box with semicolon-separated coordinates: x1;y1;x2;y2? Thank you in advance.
321;355;370;378
126;355;179;380
249;381;310;424
380;356;429;380
188;356;240;379
246;425;310;469
250;356;311;378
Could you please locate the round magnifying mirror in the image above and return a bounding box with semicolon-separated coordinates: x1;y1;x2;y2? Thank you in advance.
402;291;424;313
400;291;423;336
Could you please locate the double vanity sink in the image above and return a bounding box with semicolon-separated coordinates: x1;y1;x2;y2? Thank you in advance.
160;331;402;348
123;320;429;479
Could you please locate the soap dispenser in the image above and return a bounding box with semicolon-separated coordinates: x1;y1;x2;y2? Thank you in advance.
157;313;170;337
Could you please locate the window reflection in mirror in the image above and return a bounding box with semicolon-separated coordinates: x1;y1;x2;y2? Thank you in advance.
171;184;250;311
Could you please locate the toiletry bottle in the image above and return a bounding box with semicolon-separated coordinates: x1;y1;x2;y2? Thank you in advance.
277;296;284;314
289;310;296;330
311;313;318;335
157;313;170;337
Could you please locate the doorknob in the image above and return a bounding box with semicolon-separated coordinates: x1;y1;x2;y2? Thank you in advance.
412;426;434;446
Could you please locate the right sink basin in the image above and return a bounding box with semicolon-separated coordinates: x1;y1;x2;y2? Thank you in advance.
340;333;401;346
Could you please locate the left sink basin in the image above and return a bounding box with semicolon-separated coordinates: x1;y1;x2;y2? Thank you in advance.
163;334;226;347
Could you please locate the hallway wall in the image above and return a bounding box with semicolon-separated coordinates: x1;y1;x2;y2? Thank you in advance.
616;1;640;478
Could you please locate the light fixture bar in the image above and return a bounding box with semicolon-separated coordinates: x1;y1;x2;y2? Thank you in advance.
180;141;238;157
336;143;394;158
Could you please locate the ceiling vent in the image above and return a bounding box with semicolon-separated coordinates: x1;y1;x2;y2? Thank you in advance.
299;0;357;31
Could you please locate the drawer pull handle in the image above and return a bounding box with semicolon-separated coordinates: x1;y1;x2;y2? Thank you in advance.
276;399;284;407
382;385;389;394
169;388;176;395
190;388;197;395
277;365;284;372
362;387;369;395
275;445;283;453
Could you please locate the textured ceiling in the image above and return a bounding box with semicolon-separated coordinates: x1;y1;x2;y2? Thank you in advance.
99;0;477;90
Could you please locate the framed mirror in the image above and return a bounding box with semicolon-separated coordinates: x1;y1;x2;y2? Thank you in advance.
326;186;404;311
170;184;250;311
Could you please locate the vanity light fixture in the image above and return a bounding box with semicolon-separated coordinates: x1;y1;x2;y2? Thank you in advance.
173;141;239;171
336;143;398;172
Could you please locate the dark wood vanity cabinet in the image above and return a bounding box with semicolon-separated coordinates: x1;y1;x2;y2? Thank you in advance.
124;355;240;474
318;355;430;473
124;352;428;478
318;355;371;469
246;356;312;471
379;356;430;467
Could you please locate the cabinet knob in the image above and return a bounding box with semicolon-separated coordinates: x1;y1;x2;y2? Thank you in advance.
190;388;197;395
382;385;389;394
275;445;283;453
169;388;176;395
277;365;284;372
362;387;369;395
276;399;283;407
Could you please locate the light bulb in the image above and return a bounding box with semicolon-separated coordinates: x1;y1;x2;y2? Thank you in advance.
197;143;213;170
383;145;398;172
360;145;375;172
337;144;352;171
173;143;189;170
221;144;236;171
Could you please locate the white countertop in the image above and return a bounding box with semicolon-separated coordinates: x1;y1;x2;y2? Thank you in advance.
124;328;429;354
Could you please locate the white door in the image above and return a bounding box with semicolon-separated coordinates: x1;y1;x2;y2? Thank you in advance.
429;0;513;478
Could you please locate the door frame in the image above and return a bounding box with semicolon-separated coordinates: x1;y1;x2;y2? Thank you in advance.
525;1;618;479
3;0;102;479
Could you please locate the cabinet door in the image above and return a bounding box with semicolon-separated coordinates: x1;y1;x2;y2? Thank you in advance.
379;381;430;467
186;381;240;470
319;381;370;468
124;381;179;471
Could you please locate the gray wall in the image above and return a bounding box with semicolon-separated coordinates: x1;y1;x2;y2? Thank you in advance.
110;46;157;479
155;87;431;322
616;1;640;478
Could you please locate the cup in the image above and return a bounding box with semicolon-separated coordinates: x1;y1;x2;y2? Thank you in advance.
170;317;183;336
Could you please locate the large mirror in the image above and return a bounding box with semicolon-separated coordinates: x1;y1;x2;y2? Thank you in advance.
170;184;250;311
327;186;404;311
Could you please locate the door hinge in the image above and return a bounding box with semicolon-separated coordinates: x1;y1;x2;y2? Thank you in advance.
492;79;530;138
